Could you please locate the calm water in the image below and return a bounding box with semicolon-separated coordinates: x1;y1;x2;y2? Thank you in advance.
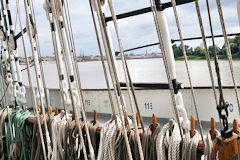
21;58;240;89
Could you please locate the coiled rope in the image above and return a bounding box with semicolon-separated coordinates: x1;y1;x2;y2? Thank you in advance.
204;129;220;160
97;118;119;160
157;122;181;160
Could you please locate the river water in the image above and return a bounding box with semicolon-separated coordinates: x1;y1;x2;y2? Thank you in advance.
21;58;240;89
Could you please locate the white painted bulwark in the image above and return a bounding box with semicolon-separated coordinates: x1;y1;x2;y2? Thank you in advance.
24;87;240;123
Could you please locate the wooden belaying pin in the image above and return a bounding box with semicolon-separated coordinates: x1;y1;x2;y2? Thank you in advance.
136;112;140;128
93;110;97;125
40;106;43;115
48;106;52;114
190;116;195;138
233;119;239;134
55;107;59;115
124;112;128;128
210;117;216;140
152;114;156;133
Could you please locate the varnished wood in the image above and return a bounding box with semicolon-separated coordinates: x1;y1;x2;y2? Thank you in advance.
93;110;97;125
190;116;195;138
233;119;239;134
124;112;128;127
152;114;156;133
211;117;216;140
212;138;219;160
55;107;59;115
48;107;52;114
136;112;140;128
213;136;239;160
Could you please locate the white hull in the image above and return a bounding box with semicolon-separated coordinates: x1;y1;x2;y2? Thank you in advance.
21;87;240;123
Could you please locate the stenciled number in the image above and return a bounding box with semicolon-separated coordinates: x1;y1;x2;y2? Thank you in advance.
144;102;153;110
85;99;91;106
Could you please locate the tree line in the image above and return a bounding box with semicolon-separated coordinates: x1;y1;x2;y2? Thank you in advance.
173;35;240;60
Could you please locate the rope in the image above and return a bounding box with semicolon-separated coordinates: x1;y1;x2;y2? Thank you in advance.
88;0;118;128
88;120;100;157
156;122;181;160
50;112;68;160
23;0;53;159
194;0;218;108
43;0;69;114
170;0;205;147
186;130;201;160
142;123;160;160
16;1;47;159
216;0;240;115
149;0;184;140
8;109;31;160
205;0;223;129
181;131;190;160
97;118;119;160
204;129;220;160
0;108;12;159
92;0;134;159
106;1;144;159
50;1;90;159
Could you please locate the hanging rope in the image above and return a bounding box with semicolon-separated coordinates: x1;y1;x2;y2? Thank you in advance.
170;0;205;147
88;0;118;128
43;0;70;115
216;0;240;115
51;0;95;159
91;0;135;159
106;0;144;159
149;0;185;141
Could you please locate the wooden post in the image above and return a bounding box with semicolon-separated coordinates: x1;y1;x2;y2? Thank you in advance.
48;106;52;114
40;107;43;115
124;112;128;128
136;112;140;128
93;110;97;125
152;114;156;133
55;107;59;115
211;117;216;140
190;116;195;138
233;119;239;134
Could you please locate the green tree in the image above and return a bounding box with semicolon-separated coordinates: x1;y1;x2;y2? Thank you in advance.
208;45;220;57
194;46;205;57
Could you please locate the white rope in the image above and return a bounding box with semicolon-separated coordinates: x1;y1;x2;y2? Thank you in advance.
56;1;96;158
88;0;118;128
105;0;144;159
50;112;68;160
91;0;134;159
16;1;47;159
97;117;120;160
170;0;205;145
43;0;70;114
186;130;201;160
181;131;191;160
204;129;220;160
23;0;52;159
149;0;185;140
50;1;91;159
157;122;181;160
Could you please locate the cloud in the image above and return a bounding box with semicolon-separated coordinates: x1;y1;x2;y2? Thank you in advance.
10;0;240;56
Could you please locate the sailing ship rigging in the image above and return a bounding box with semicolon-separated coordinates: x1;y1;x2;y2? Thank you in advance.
0;0;239;159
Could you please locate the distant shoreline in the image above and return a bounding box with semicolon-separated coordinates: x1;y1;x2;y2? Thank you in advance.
19;55;240;65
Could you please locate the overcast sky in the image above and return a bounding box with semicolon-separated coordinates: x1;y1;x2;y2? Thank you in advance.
10;0;240;57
